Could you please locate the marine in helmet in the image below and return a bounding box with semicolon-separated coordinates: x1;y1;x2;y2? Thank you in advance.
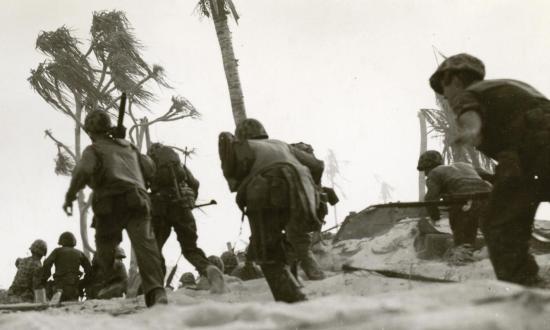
218;118;324;302
6;239;48;303
417;150;492;264
146;142;226;294
429;53;550;285
62;110;167;306
41;232;91;302
81;246;128;300
178;272;196;289
220;251;239;275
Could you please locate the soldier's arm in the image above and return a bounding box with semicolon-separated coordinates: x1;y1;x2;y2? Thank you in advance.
291;147;324;185
65;146;98;203
80;252;92;275
474;167;495;184
41;249;57;281
452;91;483;147
424;172;443;221
182;165;200;196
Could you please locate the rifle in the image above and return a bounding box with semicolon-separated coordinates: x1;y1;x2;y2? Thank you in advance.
193;199;217;209
111;92;127;139
370;192;491;209
165;254;182;289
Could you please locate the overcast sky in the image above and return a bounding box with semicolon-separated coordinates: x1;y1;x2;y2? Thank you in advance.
1;0;550;288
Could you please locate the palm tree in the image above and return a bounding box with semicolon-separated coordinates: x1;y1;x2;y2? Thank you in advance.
29;11;195;258
196;0;247;125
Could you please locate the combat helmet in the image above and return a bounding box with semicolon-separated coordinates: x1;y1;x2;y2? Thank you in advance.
29;239;48;257
208;255;225;273
221;251;238;273
115;246;126;259
179;272;196;286
84;110;112;134
417;150;444;171
429;53;485;94
235;118;269;140
58;231;77;247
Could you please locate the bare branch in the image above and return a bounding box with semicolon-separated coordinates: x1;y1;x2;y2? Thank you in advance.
44;129;76;160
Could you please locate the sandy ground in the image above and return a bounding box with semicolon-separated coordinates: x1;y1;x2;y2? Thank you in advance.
3;218;550;330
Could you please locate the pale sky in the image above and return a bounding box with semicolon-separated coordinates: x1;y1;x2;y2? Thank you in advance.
1;0;550;288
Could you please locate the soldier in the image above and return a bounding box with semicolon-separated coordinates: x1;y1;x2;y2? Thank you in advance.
220;251;239;275
62;110;167;306
42;232;91;302
147;142;226;294
417;150;492;264
231;259;264;281
429;53;550;285
7;239;47;302
178;272;196;289
83;246;128;300
218;118;324;302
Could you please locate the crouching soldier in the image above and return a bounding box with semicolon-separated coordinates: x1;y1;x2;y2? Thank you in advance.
218;118;324;302
83;246;128;300
6;239;48;303
429;53;550;285
62;110;167;307
147;143;227;293
42;232;91;302
417;150;492;264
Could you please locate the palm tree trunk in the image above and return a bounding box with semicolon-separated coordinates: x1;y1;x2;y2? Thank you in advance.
74;95;94;258
212;14;247;125
418;111;427;201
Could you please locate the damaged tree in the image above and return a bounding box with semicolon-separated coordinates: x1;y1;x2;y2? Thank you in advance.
196;0;247;125
28;10;191;258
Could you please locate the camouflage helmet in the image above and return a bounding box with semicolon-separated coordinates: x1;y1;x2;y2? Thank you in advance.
221;251;238;271
114;246;126;259
179;272;196;286
147;142;164;159
208;255;225;273
58;231;77;247
429;53;485;94
417;150;444;171
29;239;48;257
84;110;112;134
235;118;269;140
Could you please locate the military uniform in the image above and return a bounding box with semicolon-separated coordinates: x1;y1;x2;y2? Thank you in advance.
147;145;212;277
219;119;323;302
7;257;43;302
42;245;91;302
430;54;550;285
83;248;128;299
64;110;167;306
230;261;264;281
424;162;492;246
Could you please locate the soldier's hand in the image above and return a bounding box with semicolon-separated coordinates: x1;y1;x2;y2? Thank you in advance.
63;201;73;216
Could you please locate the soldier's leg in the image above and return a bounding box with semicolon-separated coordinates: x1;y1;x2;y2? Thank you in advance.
286;221;325;280
94;216;123;287
152;216;171;277
482;178;539;284
170;207;211;275
125;213;165;297
249;208;306;303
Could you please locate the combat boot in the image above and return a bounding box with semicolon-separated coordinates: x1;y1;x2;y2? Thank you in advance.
299;251;326;281
144;287;168;307
261;263;307;303
206;265;229;294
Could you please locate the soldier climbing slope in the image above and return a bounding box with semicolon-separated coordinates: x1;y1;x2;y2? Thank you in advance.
417;150;492;264
41;232;91;302
147;142;227;294
62;110;167;307
218;118;324;302
6;239;47;303
429;53;550;286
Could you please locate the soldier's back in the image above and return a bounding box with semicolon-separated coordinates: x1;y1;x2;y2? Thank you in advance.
50;247;85;278
430;163;491;195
